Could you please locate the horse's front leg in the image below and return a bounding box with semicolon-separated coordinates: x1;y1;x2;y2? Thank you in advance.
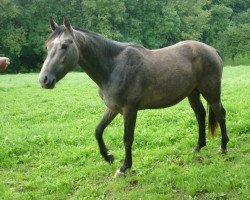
95;108;118;163
115;105;138;176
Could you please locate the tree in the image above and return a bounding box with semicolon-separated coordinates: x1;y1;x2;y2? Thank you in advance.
124;0;181;48
204;4;233;45
218;9;250;64
170;0;211;40
222;0;250;14
0;0;26;72
15;0;86;72
81;0;126;40
1;0;250;72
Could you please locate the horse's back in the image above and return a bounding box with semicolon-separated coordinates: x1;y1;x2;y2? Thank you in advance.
104;40;223;110
153;40;222;65
150;40;223;81
138;41;223;108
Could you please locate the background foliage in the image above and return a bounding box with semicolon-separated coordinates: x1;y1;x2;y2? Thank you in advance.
0;0;250;73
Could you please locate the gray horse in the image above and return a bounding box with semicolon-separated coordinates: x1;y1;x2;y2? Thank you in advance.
39;17;229;176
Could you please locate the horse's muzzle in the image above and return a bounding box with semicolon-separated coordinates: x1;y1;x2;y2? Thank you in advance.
39;73;56;89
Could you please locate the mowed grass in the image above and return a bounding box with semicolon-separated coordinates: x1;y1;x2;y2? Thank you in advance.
0;66;249;199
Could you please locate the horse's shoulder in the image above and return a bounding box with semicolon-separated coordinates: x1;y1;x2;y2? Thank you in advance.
115;45;148;68
123;45;145;56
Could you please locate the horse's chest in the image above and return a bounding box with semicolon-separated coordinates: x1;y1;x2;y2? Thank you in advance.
99;89;124;112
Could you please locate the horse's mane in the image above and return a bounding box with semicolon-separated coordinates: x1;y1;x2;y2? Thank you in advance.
45;25;146;54
74;27;146;50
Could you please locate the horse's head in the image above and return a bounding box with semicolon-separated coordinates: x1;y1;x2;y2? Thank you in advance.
39;17;79;89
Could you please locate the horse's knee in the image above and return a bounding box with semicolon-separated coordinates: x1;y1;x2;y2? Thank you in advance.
124;136;134;148
95;125;103;140
200;106;206;118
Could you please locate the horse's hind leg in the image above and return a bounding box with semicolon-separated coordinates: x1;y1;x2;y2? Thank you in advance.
209;102;229;153
95;108;118;163
188;89;206;152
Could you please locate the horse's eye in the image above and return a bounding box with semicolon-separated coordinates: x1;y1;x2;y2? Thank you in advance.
61;44;68;50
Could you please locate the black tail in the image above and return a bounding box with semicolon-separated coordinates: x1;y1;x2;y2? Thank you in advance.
216;49;223;60
208;105;218;137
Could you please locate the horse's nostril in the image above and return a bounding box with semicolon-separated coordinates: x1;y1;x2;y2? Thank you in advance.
44;76;48;84
39;73;56;89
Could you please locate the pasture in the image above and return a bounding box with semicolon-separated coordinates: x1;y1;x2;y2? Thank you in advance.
0;65;249;199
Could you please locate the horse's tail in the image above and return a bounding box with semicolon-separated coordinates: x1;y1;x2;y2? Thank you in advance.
208;105;218;137
216;49;223;62
216;49;222;58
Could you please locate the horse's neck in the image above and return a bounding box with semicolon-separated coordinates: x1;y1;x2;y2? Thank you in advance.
75;30;125;88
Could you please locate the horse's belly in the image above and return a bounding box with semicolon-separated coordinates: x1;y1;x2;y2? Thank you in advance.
139;94;184;109
138;83;195;109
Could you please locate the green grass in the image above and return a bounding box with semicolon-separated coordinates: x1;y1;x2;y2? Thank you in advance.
0;66;249;199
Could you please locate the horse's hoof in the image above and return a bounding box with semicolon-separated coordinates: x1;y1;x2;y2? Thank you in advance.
193;145;204;153
193;146;200;153
114;169;125;177
193;144;206;153
218;147;227;154
105;153;114;164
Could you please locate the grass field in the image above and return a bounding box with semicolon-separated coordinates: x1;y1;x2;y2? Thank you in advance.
0;66;249;199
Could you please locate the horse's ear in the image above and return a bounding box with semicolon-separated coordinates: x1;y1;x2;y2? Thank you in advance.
63;16;72;32
49;17;58;31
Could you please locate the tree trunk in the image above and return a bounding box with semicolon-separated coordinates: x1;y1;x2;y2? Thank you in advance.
231;53;237;66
